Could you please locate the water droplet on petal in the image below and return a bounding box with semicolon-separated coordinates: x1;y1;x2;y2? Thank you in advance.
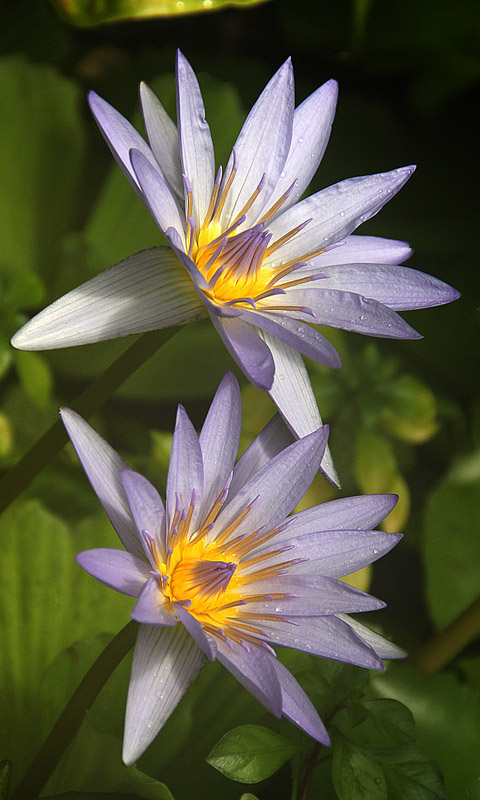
298;136;304;143
280;170;286;178
360;314;367;320
373;548;379;555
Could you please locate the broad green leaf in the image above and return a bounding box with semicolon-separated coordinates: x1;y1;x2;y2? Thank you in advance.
0;57;84;282
372;664;480;798
331;729;387;800
0;502;131;784
49;0;271;26
379;374;438;444
372;746;446;799
424;477;480;628
206;725;297;783
360;699;415;744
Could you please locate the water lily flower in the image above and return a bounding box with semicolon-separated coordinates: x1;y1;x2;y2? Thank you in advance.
62;372;405;765
13;52;459;482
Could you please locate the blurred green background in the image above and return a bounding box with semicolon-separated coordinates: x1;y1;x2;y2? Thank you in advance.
0;0;479;797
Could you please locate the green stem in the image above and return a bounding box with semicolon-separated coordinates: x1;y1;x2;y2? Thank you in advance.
415;594;480;674
9;620;137;800
0;328;179;515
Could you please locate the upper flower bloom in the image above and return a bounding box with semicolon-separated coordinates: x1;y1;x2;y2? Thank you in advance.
13;52;459;482
61;372;405;765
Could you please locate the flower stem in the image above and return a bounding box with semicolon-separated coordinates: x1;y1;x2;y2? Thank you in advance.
9;620;137;800
414;593;480;674
0;328;179;515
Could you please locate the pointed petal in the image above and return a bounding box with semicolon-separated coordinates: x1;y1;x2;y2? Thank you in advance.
198;372;242;523
315;263;460;310
140;82;184;199
11;248;206;351
259;615;384;669
175;51;215;224
131;577;177;626
130;150;186;236
123;624;204;765
261;333;339;486
239;307;342;368
210;427;328;543
88;90;160;198
229;414;295;499
220;59;295;227
120;469;166;560
76;548;151;597
267;166;416;264
209;313;275;391
248;530;402;578
174;604;217;660
166;405;204;530
313;235;413;266
275;287;421;339
267;79;338;216
270;657;330;744
239;574;385;614
338;615;407;659
60;409;143;559
289;493;398;532
216;639;282;716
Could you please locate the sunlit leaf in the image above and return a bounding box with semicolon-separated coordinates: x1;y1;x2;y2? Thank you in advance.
354;429;410;531
49;0;271;27
207;725;297;783
379;374;438;444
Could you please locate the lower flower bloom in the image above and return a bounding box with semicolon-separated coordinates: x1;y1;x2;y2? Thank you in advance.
62;372;405;765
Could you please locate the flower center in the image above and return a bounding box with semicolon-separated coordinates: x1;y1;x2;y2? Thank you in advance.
169;556;237;613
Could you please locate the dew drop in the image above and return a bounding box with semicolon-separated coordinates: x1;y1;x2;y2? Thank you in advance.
360;314;367;320
373;548;379;555
298;136;304;143
387;322;393;328
339;211;345;217
280;170;286;178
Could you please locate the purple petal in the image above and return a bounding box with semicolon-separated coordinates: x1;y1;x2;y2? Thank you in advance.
216;638;282;716
174;604;217;660
339;615;407;660
139;82;184;200
123;624;204;764
262;333;339;486
198;372;242;523
209;313;275;391
288;493;398;532
60;409;143;559
267;79;338;217
249;529;402;578
166;405;204;531
316;263;460;310
88;90;160;199
131;577;177;626
76;548;151;597
277;287;422;339
229;414;295;499
11;248;206;351
258;615;385;670
238;574;385;615
270;657;330;744
239;307;342;368
130;149;185;237
312;235;414;267
175;51;215;224
210;427;329;544
220;59;295;228
120;469;166;560
267;167;416;265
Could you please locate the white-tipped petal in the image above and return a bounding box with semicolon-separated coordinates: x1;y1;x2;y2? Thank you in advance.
338;615;407;660
261;332;339;486
123;624;204;765
11;248;206;351
140;82;184;200
60;409;143;559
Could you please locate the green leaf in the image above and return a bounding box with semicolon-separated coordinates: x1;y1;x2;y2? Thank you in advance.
0;57;84;282
372;746;446;799
15;349;53;407
379;374;438;444
354;429;410;531
206;724;297;783
372;664;480;798
0;761;11;800
49;0;271;26
331;729;387;800
361;699;415;744
423;477;480;628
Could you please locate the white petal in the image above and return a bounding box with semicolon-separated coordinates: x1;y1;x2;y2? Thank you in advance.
262;332;339;486
60;409;143;559
312;235;413;267
175;51;215;224
338;615;407;660
123;624;204;765
267;167;415;265
140;82;184;199
11;248;206;351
